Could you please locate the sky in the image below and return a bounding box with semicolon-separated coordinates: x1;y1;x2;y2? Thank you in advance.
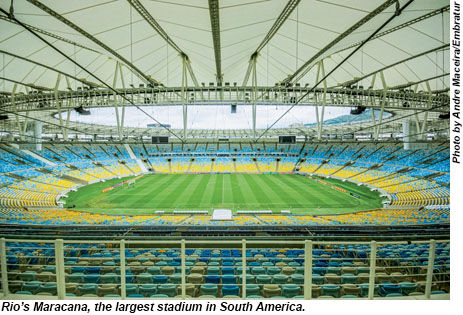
60;105;353;130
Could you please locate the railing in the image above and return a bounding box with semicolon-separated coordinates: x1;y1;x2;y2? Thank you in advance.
0;238;450;299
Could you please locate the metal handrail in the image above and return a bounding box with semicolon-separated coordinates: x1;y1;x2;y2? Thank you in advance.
0;237;449;300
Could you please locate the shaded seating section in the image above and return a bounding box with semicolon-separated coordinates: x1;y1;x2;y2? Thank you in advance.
2;241;449;299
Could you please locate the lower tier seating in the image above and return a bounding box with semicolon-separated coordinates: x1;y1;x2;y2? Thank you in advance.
0;207;449;226
4;241;449;299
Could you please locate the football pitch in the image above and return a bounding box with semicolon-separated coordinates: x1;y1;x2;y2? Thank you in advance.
64;174;384;215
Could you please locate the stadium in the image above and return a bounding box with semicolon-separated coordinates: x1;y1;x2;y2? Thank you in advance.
0;0;450;301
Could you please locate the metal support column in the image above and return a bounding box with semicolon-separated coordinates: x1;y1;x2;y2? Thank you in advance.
65;76;71;89
54;73;65;137
425;239;436;299
242;57;253;87
120;240;126;299
420;81;432;139
251;55;257;138
112;62;123;139
313;61;327;140
241;239;247;299
64;108;71;140
370;73;377;89
62;77;72;140
182;56;188;140
318;60;327;140
368;240;377;299
374;71;387;140
21;87;30;137
314;62;321;134
304;240;313;299
0;238;9;296
55;239;66;299
371;98;377;130
412;82;421;133
181;239;186;298
119;62;126;135
11;84;23;139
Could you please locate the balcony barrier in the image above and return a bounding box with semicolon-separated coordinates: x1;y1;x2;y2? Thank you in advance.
0;238;449;299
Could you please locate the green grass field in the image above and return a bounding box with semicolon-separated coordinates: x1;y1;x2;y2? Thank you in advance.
64;174;383;215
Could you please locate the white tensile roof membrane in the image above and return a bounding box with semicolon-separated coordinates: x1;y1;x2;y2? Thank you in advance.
0;0;449;93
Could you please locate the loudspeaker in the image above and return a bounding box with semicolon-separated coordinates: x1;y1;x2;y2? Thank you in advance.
74;106;91;115
350;106;366;115
439;113;450;119
231;104;237;114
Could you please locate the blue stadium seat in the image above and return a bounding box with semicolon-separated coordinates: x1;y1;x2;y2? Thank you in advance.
221;285;240;297
78;284;98;295
84;274;100;284
379;283;401;296
153;275;169;284
282;284;301;298
157;284;177;297
125;284;139;296
22;281;41;294
222;267;235;275
246;284;260;296
205;275;220;284
321;284;340;298
139;284;157;297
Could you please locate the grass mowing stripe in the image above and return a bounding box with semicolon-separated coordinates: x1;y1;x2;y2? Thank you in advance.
66;176;135;208
223;173;234;204
260;175;304;209
65;174;383;214
290;175;359;206
323;177;380;200
242;174;274;209
157;174;194;207
186;174;212;208
230;174;246;211
76;176;142;208
124;175;164;197
108;175;165;205
272;174;331;207
296;175;382;209
199;175;217;207
235;174;259;205
291;176;358;208
167;174;199;208
254;175;297;207
142;175;184;207
253;175;284;206
290;175;354;206
212;174;224;206
134;174;181;208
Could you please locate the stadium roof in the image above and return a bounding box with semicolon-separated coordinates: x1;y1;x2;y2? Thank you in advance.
0;0;451;139
0;0;449;91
